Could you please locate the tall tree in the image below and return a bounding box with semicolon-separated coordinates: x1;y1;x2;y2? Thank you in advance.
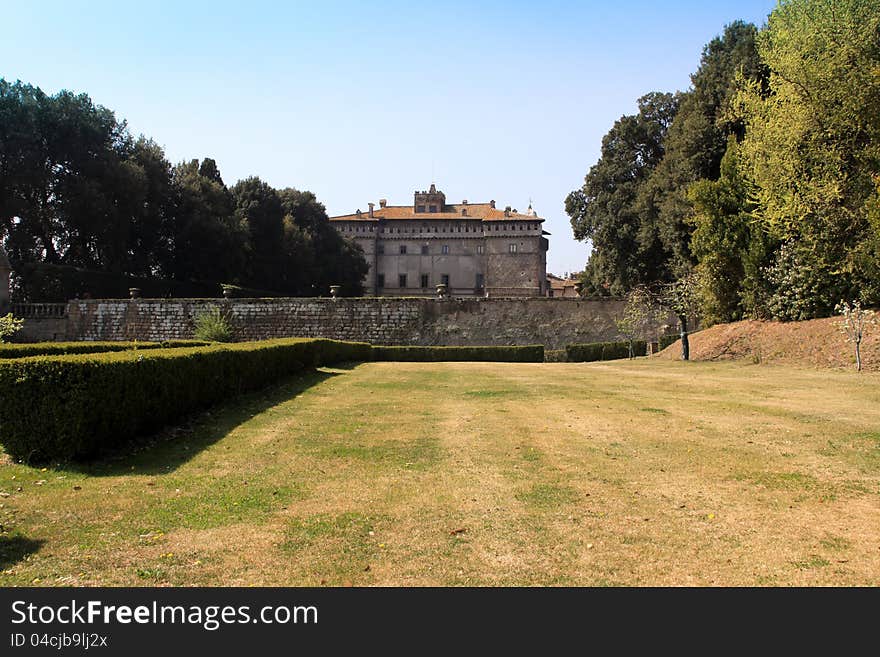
639;21;765;274
167;159;245;285
232;177;285;290
279;188;367;296
566;92;680;295
737;0;880;317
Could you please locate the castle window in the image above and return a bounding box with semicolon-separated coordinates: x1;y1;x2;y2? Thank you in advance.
476;273;484;289
377;274;385;288
441;274;450;286
509;243;518;253
421;244;429;255
378;244;385;254
399;274;407;288
477;245;485;254
441;245;449;255
400;244;407;255
429;205;438;213
417;205;425;213
420;274;429;288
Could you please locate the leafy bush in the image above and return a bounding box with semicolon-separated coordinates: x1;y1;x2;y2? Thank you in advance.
0;313;24;342
371;345;544;362
566;341;647;362
0;340;211;359
658;334;680;351
0;338;371;462
193;307;234;342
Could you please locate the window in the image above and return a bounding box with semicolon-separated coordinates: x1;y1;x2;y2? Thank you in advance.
420;274;429;288
441;274;450;286
416;205;425;213
399;244;407;254
429;205;437;213
477;245;485;255
377;274;385;289
377;243;384;254
399;274;407;288
441;245;449;254
476;273;484;289
421;244;429;255
509;243;518;253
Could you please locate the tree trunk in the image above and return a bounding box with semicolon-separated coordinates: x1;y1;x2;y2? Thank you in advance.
855;340;861;372
679;315;689;361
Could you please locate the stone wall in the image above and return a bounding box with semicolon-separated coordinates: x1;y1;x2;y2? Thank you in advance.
60;297;639;349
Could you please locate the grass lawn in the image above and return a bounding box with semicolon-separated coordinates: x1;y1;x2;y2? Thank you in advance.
1;359;879;586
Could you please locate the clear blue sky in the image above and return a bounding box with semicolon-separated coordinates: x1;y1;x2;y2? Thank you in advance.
2;0;777;276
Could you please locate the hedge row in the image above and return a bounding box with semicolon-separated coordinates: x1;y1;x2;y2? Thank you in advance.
371;345;544;362
0;338;371;462
0;340;212;359
566;341;647;362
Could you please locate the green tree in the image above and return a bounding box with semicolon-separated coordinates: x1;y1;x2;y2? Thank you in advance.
566;92;681;295
737;0;880;317
167;159;246;285
639;21;765;275
278;188;367;296
687;137;774;324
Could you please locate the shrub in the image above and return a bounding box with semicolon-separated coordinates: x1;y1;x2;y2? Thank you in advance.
0;313;24;342
371;345;544;362
0;340;212;359
0;338;371;462
658;334;680;351
193;307;234;342
566;341;647;362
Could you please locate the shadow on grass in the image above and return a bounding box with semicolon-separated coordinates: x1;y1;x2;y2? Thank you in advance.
0;534;44;570
63;367;348;477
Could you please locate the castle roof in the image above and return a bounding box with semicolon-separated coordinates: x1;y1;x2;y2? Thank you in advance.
330;203;542;223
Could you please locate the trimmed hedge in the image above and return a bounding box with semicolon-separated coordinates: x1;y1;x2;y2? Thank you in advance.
0;338;371;462
0;340;212;359
566;340;647;362
371;345;544;362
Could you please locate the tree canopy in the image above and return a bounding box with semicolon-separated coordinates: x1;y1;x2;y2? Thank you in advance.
567;1;880;323
0;79;367;298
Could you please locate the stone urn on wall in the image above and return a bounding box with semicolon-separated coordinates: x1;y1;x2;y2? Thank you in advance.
436;283;448;299
329;285;342;300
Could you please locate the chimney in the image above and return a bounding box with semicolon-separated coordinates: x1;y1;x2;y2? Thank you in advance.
368;202;374;218
504;205;511;217
490;200;495;209
461;208;467;216
379;198;387;208
356;209;362;217
462;199;468;205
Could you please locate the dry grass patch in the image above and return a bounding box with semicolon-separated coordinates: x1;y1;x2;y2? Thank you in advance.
1;360;878;586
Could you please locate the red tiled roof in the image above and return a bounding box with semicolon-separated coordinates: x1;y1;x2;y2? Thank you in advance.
330;203;542;222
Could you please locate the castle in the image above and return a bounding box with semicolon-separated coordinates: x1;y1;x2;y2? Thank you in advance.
329;184;549;297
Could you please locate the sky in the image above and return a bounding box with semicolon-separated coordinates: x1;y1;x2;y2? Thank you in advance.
2;0;778;276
